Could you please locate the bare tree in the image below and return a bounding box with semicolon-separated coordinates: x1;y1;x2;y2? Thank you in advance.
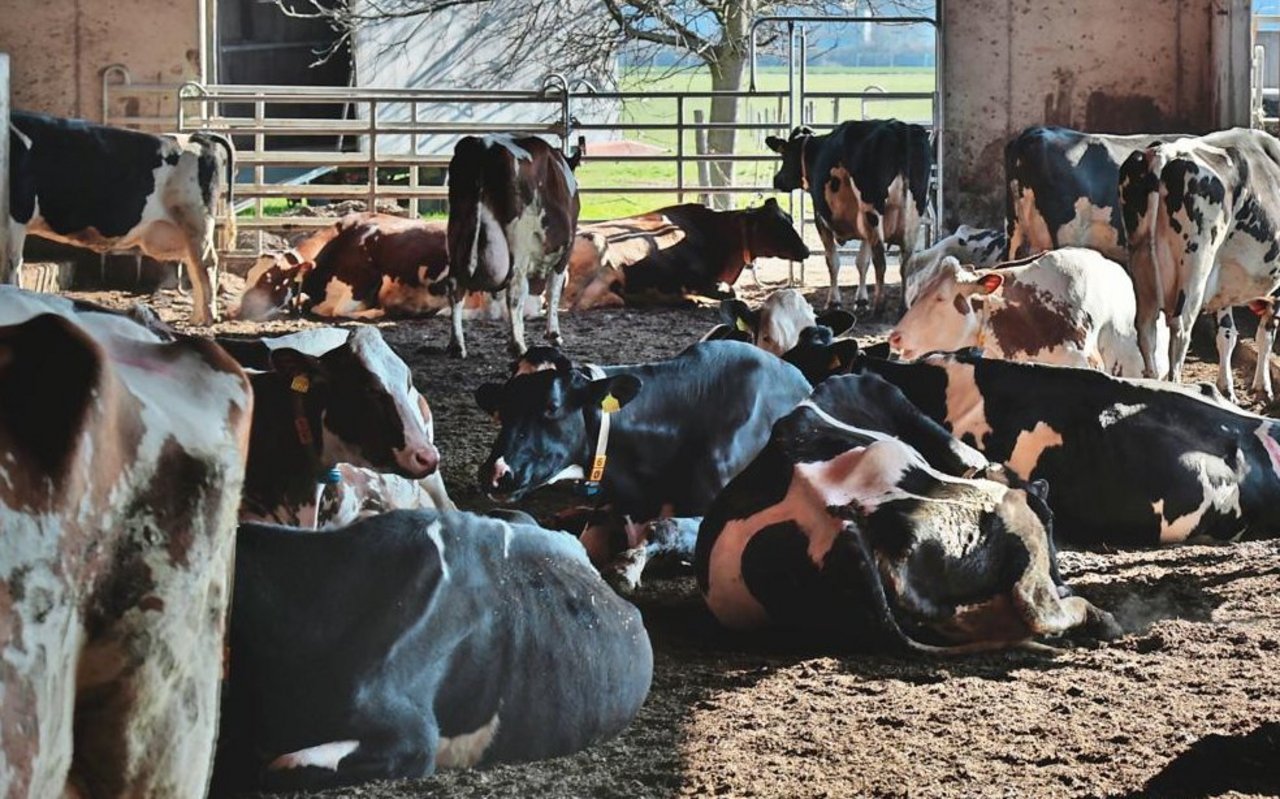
277;0;932;206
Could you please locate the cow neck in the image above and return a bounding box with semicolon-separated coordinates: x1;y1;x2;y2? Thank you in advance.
716;215;754;287
242;371;327;518
577;363;613;497
972;294;997;350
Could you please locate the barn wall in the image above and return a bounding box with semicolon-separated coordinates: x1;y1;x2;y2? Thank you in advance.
0;0;201;122
942;0;1252;228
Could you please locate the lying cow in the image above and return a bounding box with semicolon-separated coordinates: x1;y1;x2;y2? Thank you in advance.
863;348;1280;546
446;134;581;357
767;120;932;314
213;509;652;793
475;342;812;577
697;375;1117;651
889;248;1151;377
901;224;1005;306
1119;128;1280;401
0;287;251;796
216;327;445;527
1005;125;1183;261
710;289;855;356
561;198;811;309
7;111;235;324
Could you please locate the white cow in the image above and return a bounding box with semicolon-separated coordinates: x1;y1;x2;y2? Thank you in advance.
901;225;1006;306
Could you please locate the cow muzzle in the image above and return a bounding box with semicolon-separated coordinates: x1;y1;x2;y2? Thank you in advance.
397;443;440;478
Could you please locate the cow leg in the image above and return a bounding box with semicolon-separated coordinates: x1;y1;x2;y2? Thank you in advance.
184;228;219;326
446;282;468;358
870;241;888;318
1215;309;1239;402
1252;317;1277;400
544;269;566;347
816;223;842;309
1135;298;1164;380
506;272;531;356
853;244;872;314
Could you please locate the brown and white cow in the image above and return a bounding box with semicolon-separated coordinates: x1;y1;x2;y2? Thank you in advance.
446;134;581;357
0;287;252;797
767;120;933;314
889;248;1154;377
561;199;810;309
7;111;235;325
236;223;343;320
1119;128;1280;400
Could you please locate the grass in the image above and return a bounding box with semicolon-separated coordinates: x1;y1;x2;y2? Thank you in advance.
244;67;935;223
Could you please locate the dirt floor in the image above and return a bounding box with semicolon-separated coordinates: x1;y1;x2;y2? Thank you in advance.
72;267;1280;799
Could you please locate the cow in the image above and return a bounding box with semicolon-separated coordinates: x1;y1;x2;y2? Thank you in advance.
212;509;652;793
711;289;855;356
696;373;1118;651
236;222;344;320
0;286;251;797
1005;125;1184;261
474;341;813;581
861;348;1280;547
561;198;811;309
889;248;1151;377
900;224;1006;306
6;111;235;325
445;134;581;357
766;120;932;314
316;463;456;529
1119;128;1280;402
1244;294;1280;400
215;327;445;527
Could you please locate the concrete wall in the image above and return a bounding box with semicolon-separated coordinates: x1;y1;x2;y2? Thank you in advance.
0;0;201;122
942;0;1253;228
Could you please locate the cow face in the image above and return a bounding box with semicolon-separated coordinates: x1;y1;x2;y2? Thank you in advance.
475;366;641;500
237;252;312;321
744;198;810;262
889;257;1003;360
766;127;814;192
720;291;855;356
781;325;862;385
272;327;439;478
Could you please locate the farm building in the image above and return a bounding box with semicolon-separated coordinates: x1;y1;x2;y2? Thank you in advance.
4;2;1280;798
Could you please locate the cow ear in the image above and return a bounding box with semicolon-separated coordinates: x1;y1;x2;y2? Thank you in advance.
828;338;861;373
977;273;1004;294
1248;298;1273;317
1027;478;1050;501
765;135;787;154
763;197;779;208
701;323;748;343
815;309;856;337
719;299;758;334
587;374;642;412
269;347;328;392
475;382;504;417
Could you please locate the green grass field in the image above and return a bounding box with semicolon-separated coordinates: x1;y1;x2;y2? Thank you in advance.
244;66;935;223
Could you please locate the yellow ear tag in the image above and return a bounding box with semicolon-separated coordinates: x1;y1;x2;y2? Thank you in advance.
735;317;751;333
601;393;621;414
290;374;311;394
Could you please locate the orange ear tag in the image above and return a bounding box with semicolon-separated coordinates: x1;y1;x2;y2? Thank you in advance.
589;455;608;482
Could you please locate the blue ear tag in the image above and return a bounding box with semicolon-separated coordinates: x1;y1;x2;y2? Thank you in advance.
577;482;601;497
322;467;342;485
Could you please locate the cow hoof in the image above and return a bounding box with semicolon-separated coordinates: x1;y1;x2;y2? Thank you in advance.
446;342;467;359
545;331;564;348
603;546;647;595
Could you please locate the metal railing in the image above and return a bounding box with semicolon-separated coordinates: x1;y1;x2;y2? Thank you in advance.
1252;15;1280;128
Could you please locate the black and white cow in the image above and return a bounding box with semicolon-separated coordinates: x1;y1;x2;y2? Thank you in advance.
1005;125;1183;262
1119;128;1280;401
862;349;1280;546
709;289;855;356
215;327;446;527
696;373;1116;651
900;224;1006;306
212;509;652;793
7;111;235;325
767;120;933;314
445;134;581;357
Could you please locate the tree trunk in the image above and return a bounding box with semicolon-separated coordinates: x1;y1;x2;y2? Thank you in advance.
705;53;745;210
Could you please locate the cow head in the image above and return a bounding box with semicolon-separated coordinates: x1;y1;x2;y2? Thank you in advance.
743;198;810;263
888;257;1002;360
236;252;314;321
781;325;862;385
270;327;439;478
766;126;815;192
475;354;641;500
719;291;855;356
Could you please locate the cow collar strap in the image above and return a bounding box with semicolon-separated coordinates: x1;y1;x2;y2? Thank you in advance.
580;363;615;496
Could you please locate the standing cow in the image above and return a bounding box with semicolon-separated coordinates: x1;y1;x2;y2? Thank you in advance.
0;287;251;797
1119;128;1280;399
445;134;581;357
767;120;932;314
7;111;235;325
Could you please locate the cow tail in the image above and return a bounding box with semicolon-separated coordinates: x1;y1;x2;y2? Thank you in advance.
201;131;237;253
1146;151;1168;318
